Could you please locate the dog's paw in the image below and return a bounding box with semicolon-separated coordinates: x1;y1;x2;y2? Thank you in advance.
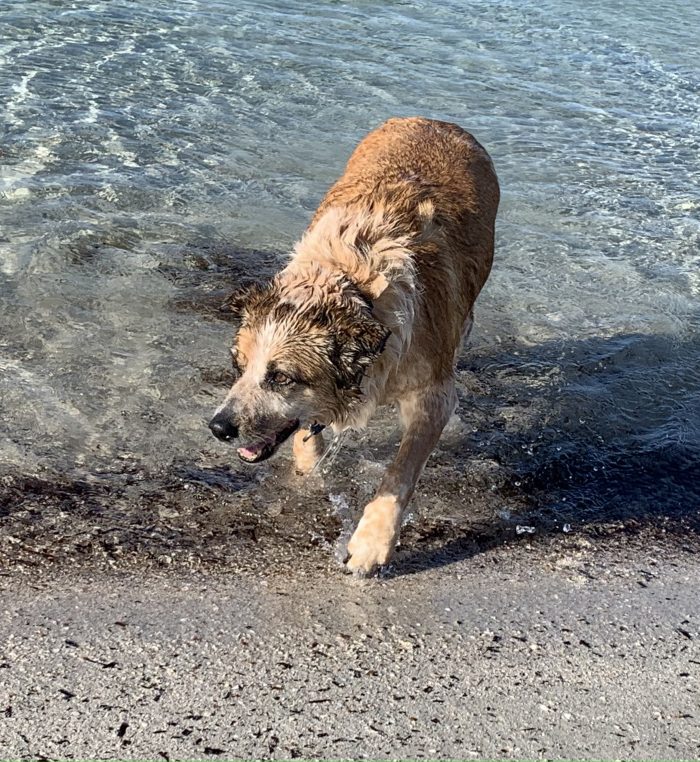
345;496;400;576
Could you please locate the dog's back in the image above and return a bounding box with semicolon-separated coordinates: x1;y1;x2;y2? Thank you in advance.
311;116;500;386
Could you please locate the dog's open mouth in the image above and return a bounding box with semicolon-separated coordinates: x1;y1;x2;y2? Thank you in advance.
236;419;300;464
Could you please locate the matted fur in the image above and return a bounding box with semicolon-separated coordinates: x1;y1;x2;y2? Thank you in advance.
209;117;499;574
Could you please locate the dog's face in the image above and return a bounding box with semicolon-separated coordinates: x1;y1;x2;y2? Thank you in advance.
208;269;389;463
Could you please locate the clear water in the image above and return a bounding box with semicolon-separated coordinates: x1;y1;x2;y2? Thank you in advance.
1;0;699;565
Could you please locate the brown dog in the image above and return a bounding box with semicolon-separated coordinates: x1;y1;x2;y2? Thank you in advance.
209;117;499;574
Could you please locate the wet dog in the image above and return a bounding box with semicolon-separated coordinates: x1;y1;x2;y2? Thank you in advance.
209;117;499;574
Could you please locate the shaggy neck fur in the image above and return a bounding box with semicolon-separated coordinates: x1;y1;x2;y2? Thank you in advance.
283;205;421;430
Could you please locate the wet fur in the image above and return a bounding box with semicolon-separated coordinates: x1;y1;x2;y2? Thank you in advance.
213;117;499;573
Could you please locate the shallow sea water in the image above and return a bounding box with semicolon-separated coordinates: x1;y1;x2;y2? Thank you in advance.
1;0;698;570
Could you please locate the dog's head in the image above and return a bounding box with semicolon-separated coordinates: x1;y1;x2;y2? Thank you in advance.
208;268;389;463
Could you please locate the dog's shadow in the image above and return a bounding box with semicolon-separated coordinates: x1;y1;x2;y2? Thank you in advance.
378;327;700;576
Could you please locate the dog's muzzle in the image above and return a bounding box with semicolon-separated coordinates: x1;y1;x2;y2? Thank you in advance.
208;414;239;442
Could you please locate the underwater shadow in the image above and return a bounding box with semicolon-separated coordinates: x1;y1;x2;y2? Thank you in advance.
390;328;700;576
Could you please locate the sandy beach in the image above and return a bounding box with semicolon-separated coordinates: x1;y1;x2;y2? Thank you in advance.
1;525;699;760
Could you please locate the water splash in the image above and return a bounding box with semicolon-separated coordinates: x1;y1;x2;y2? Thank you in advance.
311;431;348;477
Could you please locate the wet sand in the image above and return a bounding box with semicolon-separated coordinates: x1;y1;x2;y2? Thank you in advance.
1;527;698;760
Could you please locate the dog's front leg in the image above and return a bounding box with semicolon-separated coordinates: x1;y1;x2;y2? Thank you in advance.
346;379;457;575
293;427;325;474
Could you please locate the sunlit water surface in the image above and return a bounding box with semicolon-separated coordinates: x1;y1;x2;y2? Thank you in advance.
1;0;698;567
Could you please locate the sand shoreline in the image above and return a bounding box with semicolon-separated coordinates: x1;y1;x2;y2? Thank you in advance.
1;533;698;760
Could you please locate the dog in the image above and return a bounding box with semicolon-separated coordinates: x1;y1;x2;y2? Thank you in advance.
208;117;499;574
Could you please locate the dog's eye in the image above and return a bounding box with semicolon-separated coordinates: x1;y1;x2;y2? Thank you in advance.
271;371;293;386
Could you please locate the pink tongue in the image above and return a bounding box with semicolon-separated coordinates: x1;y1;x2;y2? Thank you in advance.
237;441;267;460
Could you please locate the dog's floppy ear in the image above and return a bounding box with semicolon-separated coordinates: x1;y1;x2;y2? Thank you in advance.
334;312;390;393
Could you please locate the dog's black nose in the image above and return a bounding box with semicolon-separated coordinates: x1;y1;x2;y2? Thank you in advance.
208;415;239;442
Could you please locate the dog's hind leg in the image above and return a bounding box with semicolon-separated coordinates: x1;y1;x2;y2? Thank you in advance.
345;378;457;575
293;427;326;475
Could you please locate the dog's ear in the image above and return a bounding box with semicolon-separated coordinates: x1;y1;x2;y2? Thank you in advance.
219;286;250;318
333;313;390;393
219;282;266;320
